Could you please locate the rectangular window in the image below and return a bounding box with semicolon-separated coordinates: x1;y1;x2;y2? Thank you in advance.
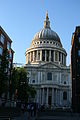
79;37;80;43
55;51;58;61
42;50;45;61
47;72;52;80
7;42;11;50
78;50;80;56
0;47;3;55
63;91;67;100
0;34;4;44
47;50;49;61
59;52;61;61
10;51;12;59
51;50;54;62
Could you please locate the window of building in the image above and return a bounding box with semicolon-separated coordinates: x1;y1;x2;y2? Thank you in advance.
7;42;11;50
0;34;4;44
64;81;66;84
79;37;80;43
55;51;58;61
47;72;52;80
47;50;49;61
32;80;35;83
9;51;12;59
0;47;3;55
59;52;61;61
51;50;54;62
63;91;67;100
62;54;63;64
42;50;45;61
40;41;42;44
78;50;80;56
37;42;39;44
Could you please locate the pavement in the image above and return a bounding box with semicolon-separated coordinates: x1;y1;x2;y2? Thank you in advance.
0;107;80;120
0;107;35;120
36;110;80;120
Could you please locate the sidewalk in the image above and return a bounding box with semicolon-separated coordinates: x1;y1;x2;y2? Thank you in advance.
0;107;36;120
12;112;35;120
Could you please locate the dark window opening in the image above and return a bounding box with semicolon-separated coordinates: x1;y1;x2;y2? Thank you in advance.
42;50;45;61
63;91;67;100
47;50;49;61
47;72;52;80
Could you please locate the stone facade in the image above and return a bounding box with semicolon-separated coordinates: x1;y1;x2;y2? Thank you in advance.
25;12;71;108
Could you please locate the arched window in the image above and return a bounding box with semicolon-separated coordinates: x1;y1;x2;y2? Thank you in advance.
47;72;52;80
63;91;67;100
64;81;66;84
32;80;35;83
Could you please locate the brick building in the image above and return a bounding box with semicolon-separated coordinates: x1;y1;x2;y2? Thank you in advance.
71;26;80;112
0;26;14;70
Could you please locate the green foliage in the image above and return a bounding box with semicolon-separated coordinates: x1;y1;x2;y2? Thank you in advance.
10;67;36;103
0;49;9;96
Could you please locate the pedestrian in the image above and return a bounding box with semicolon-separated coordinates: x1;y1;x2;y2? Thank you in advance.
31;105;34;117
27;104;31;120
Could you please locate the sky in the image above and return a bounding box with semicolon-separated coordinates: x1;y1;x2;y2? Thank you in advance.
0;0;80;66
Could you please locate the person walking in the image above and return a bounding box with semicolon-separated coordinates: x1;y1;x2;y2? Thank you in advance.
27;104;31;120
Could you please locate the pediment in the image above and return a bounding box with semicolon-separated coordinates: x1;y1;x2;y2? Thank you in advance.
39;62;61;69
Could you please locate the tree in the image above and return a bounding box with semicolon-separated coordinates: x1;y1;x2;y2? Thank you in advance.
10;68;19;100
0;49;9;97
10;67;36;103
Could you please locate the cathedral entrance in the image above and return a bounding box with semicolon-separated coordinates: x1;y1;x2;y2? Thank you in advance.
48;96;52;106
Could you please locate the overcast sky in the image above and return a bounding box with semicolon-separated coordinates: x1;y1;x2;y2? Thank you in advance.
0;0;80;65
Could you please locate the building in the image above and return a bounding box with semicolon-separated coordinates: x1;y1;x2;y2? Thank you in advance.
0;26;14;106
71;26;80;112
0;26;14;70
25;12;71;108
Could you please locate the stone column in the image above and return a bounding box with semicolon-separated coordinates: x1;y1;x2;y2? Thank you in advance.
36;50;38;61
52;50;54;62
45;50;47;61
49;50;51;61
46;88;49;106
54;51;55;62
28;53;30;62
56;89;57;106
42;88;44;105
57;52;59;62
37;89;39;103
30;52;32;62
52;88;54;107
61;53;62;64
26;53;28;63
33;51;35;61
60;73;61;84
60;90;62;106
40;50;42;61
39;89;41;104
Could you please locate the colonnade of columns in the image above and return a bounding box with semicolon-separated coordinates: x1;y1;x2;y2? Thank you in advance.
38;87;58;106
26;49;66;65
36;87;69;107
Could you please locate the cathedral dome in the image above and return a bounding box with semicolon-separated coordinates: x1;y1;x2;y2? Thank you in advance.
32;11;61;44
33;28;60;42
